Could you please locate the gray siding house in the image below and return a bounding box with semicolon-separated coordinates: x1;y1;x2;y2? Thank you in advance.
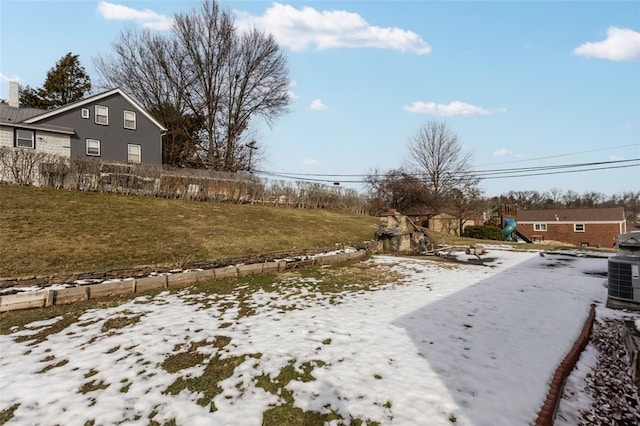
1;84;166;164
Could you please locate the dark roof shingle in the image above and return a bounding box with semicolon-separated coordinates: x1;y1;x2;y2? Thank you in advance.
518;207;625;222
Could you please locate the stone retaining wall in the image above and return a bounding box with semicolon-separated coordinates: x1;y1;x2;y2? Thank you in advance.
0;249;367;313
0;247;359;290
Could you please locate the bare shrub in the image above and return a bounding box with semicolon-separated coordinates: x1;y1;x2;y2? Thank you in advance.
0;147;51;186
1;151;369;214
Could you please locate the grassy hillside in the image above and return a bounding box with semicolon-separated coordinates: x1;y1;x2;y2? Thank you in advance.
0;185;378;278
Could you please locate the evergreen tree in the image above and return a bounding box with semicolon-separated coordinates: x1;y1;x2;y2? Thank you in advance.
19;53;91;109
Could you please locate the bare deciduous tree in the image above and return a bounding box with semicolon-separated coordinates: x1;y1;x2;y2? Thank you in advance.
562;189;581;208
543;187;564;208
582;190;606;208
449;186;483;235
365;168;430;215
407;120;480;214
95;0;290;171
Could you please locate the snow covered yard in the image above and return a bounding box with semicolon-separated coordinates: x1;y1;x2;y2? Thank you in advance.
0;248;618;425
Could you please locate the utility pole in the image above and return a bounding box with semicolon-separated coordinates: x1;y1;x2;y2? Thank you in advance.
246;140;257;172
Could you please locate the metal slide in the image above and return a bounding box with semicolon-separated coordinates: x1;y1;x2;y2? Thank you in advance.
514;229;533;244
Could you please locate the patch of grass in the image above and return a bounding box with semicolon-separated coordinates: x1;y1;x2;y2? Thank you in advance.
163;334;243;412
78;379;110;394
0;185;377;277
105;345;120;354
2;255;402;336
0;403;20;424
188;260;405;319
161;340;211;374
38;358;68;373
262;405;341;426
101;312;142;332
349;419;381;426
164;354;247;412
1;296;137;336
257;359;333;424
84;369;99;378
12;312;84;344
148;419;176;426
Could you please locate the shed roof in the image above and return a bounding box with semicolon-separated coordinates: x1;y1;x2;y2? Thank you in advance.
518;207;625;222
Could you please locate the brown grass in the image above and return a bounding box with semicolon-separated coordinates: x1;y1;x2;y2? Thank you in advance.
0;184;378;277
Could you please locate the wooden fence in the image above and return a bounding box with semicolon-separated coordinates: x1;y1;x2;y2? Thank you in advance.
0;250;367;313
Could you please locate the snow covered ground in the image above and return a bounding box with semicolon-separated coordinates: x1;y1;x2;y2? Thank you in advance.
0;247;633;425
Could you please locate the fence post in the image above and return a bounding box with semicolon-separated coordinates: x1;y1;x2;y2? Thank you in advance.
45;290;56;307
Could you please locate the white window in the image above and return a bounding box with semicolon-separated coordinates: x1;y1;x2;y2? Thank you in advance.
124;110;136;130
95;105;109;125
16;129;35;148
128;144;141;163
81;108;89;119
86;139;101;156
574;224;585;232
534;223;547;232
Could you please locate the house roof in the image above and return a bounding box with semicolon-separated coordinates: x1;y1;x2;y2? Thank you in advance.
0;104;47;123
0;121;74;134
24;88;167;132
518;207;625;223
0;104;74;134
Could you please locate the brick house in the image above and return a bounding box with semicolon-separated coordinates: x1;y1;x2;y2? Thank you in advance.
0;82;166;181
517;207;627;248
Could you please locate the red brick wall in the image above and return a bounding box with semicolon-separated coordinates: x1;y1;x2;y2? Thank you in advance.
517;222;620;248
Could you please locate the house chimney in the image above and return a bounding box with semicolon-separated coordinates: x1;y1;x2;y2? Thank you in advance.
9;81;19;108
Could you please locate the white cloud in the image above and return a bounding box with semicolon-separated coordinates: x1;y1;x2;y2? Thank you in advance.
493;149;512;157
309;99;328;111
402;101;489;116
573;27;640;61
236;3;431;54
303;158;319;165
97;1;173;30
287;80;298;100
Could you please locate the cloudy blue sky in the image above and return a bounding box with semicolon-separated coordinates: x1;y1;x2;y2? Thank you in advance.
1;1;638;196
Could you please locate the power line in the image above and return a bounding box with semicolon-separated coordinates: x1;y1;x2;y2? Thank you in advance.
479;163;640;180
254;158;640;183
256;143;640;178
475;143;640;167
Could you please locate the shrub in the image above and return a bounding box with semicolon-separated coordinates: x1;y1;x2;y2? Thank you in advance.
462;225;504;241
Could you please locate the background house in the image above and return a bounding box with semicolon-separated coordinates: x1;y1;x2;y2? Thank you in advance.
517;207;626;248
0;105;73;158
405;211;483;236
1;82;166;166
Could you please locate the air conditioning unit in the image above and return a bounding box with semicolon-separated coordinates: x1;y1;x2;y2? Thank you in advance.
608;256;640;302
607;231;640;309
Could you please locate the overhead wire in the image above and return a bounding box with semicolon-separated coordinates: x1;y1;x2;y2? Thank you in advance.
475;143;640;166
253;157;640;183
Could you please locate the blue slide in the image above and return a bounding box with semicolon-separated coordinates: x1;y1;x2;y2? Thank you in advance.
503;218;532;243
